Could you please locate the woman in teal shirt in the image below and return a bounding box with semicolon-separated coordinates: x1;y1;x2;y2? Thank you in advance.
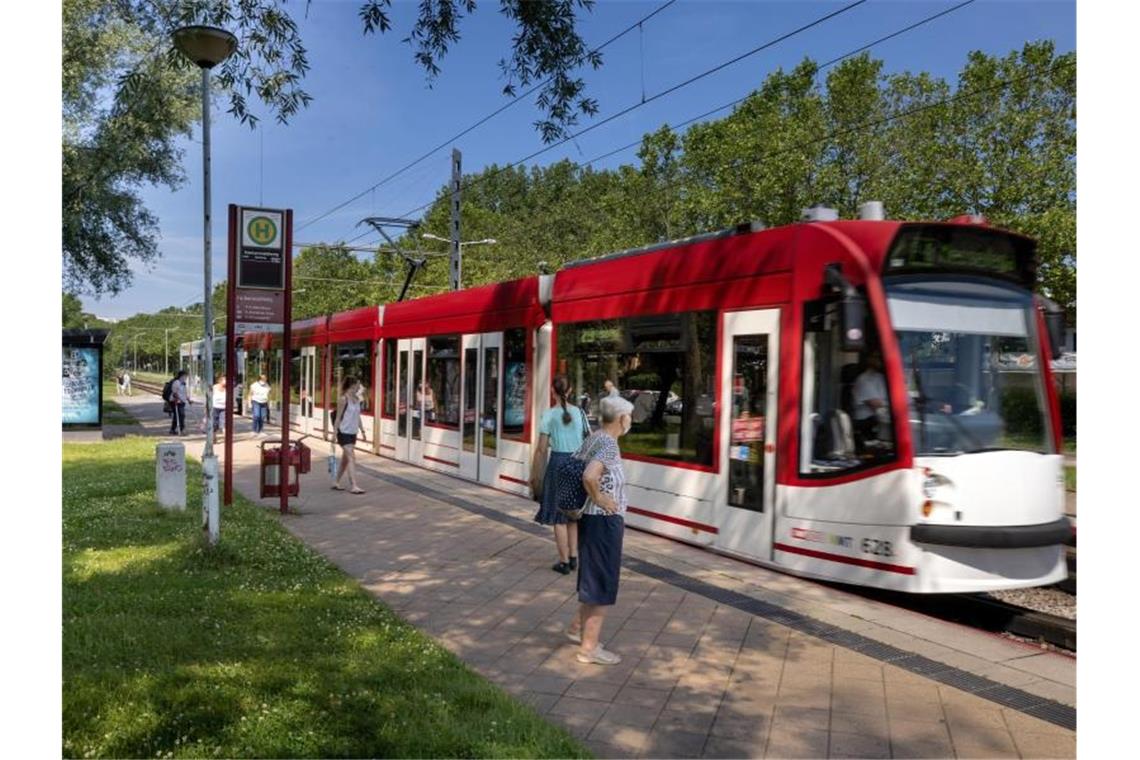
531;375;589;574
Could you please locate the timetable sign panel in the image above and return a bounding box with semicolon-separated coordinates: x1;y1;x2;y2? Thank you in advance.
238;207;286;290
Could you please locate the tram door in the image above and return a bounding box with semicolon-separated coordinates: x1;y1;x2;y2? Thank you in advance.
394;341;411;461
714;309;780;560
299;347;317;434
394;338;427;465
458;333;503;485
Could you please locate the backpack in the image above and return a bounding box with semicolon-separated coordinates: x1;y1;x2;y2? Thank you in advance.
553;457;589;520
554;433;605;520
161;379;175;402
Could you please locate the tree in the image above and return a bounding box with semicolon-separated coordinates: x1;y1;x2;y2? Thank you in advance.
63;292;109;331
64;0;603;296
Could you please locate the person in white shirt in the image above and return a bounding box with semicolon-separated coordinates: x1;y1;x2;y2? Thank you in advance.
603;379;620;398
249;374;271;436
210;376;228;434
333;376;367;494
852;352;888;445
121;370;132;396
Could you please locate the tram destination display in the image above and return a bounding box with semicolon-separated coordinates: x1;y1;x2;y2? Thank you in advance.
238;207;285;290
885;224;1036;287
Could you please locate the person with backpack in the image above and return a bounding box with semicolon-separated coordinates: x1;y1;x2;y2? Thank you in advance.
531;375;589;575
563;394;634;666
166;370;192;435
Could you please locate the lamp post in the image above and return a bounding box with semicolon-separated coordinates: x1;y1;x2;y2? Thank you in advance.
173;24;237;546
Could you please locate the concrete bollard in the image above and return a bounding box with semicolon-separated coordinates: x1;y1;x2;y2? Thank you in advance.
156;442;187;510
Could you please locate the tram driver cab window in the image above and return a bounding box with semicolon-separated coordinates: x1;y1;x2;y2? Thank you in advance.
800;298;896;475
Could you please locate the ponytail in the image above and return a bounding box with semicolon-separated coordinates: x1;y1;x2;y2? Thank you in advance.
553;375;573;425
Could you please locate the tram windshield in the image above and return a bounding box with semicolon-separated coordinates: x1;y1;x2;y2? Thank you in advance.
886;278;1051;456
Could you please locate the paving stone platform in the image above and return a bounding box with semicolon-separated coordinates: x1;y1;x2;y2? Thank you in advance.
111;394;1077;758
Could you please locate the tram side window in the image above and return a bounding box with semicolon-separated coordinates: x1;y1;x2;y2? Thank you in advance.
382;341;397;418
556;311;717;467
800;299;896;475
501;328;529;441
426;336;461;428
332;342;373;413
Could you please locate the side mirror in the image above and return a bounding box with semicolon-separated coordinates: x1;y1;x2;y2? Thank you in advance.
1041;299;1065;360
824;264;867;352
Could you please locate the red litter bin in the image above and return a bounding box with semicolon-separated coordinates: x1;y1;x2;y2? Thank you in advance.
259;439;311;498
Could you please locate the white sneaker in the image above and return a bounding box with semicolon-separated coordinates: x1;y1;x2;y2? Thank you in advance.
576;646;621;665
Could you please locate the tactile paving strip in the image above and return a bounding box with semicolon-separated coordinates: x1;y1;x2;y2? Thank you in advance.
355;463;1076;731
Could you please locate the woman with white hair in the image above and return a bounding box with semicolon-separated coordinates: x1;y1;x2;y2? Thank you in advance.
566;393;634;665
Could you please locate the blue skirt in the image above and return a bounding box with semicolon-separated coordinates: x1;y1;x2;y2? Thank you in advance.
533;451;572;526
577;513;624;606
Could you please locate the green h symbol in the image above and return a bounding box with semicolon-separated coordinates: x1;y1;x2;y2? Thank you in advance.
249;216;276;245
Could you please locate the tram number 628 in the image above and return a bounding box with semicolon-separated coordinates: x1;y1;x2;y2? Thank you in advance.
862;538;893;557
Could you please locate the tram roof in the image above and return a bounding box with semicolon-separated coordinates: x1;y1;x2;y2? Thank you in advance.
381;276;544;339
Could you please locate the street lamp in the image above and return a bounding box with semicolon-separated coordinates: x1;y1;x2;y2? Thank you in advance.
173;24;237;546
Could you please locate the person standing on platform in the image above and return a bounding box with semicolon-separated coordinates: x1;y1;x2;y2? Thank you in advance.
211;376;228;434
249;373;271;436
169;370;191;435
531;375;589;575
333;376;367;494
121;370;132;396
566;395;634;665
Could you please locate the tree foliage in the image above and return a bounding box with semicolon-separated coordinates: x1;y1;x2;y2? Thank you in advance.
63;0;601;296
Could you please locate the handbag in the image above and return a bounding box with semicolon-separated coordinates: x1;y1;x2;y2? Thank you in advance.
529;454;546;503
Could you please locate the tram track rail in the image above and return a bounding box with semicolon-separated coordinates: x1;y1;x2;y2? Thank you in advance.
836;582;1076;652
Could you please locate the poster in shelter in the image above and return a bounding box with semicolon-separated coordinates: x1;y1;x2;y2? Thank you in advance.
62;347;100;425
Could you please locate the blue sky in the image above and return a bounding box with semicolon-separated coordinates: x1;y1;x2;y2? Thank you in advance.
88;0;1075;320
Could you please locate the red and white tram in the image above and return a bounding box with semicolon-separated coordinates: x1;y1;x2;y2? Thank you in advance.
244;209;1070;594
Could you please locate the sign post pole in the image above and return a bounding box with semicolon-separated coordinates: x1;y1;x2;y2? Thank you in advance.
280;210;293;516
224;204;238;506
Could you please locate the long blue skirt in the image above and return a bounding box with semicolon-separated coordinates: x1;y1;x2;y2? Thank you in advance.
533;451;571;526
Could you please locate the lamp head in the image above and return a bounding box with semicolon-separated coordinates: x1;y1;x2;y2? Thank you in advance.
173;25;237;69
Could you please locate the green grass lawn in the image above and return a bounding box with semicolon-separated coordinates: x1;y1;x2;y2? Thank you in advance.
1064;465;1076;492
101;382;138;425
63;437;588;759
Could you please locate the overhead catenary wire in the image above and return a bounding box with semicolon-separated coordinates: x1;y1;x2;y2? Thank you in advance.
340;0;871;246
374;0;871;229
557;0;982;173
296;0;680;233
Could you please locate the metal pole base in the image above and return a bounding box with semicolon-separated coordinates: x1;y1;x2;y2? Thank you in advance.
202;453;220;546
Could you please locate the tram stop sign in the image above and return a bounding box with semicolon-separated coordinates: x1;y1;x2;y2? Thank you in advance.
238;208;285;289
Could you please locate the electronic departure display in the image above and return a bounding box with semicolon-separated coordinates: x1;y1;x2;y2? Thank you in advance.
884;224;1036;287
